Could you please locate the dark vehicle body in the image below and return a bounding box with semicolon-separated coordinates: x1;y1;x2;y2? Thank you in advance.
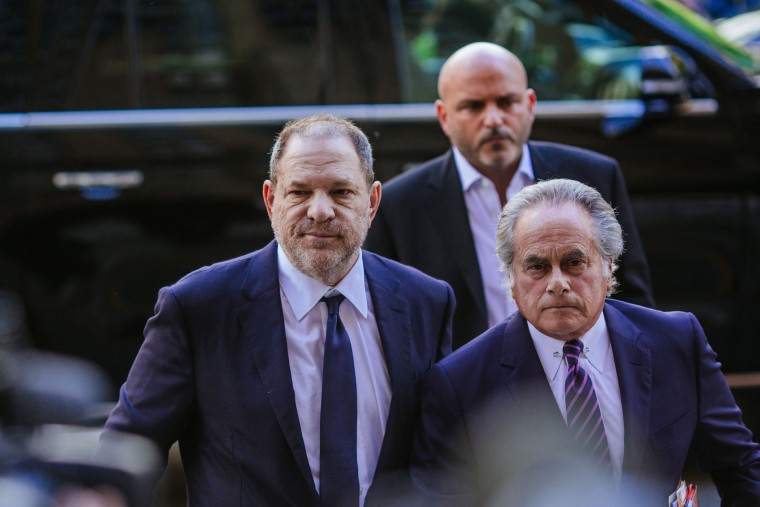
1;0;759;390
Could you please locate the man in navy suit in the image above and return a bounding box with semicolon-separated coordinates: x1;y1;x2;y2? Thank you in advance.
364;42;654;350
104;114;454;506
410;178;760;506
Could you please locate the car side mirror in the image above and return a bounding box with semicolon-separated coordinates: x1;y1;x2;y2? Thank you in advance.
602;45;702;137
639;45;693;110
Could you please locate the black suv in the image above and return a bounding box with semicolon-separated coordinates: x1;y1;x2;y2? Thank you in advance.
1;0;759;388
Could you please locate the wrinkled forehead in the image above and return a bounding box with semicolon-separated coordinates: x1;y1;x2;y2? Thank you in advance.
277;135;367;187
515;203;597;254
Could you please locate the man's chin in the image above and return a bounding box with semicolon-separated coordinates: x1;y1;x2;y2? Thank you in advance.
290;246;349;272
295;247;338;263
478;152;515;173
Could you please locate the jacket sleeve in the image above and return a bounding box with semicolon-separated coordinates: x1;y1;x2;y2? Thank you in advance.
410;363;479;506
687;313;760;506
103;286;195;459
437;283;455;361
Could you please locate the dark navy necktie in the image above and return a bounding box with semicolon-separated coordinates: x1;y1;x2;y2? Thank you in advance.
563;339;612;473
319;294;359;507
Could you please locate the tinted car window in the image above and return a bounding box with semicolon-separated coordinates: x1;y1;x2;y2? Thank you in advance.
399;0;641;100
397;0;758;102
0;0;402;111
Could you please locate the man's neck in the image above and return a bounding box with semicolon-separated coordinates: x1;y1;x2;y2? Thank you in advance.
453;146;523;207
478;163;518;207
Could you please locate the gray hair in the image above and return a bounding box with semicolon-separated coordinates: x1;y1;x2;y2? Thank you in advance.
268;114;374;188
496;178;624;294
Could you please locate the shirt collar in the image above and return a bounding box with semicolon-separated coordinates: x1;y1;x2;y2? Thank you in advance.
277;244;369;320
452;145;534;193
528;310;611;375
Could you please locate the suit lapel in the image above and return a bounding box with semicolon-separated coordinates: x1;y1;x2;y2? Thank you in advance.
604;303;652;480
529;142;552;182
529;142;571;184
238;241;316;494
499;314;568;436
426;152;486;318
501;304;654;481
363;252;412;474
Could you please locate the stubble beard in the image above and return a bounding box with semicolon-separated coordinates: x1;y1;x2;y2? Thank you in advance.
476;124;531;175
272;215;369;286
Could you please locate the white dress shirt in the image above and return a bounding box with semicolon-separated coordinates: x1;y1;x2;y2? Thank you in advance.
453;146;534;326
277;246;391;505
528;313;625;486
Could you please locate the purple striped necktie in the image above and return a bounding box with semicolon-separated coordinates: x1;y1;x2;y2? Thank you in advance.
563;339;612;472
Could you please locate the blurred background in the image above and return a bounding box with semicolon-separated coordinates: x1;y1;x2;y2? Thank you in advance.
0;0;758;505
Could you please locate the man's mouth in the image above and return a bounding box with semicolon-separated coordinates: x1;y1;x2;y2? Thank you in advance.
301;229;340;241
480;132;513;147
544;304;577;310
481;136;506;146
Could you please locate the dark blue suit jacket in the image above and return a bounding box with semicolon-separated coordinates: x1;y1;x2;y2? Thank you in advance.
105;241;454;506
364;142;655;349
411;300;760;506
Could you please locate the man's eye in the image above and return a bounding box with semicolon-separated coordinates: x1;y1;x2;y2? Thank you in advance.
289;190;308;197
333;189;352;196
497;97;517;109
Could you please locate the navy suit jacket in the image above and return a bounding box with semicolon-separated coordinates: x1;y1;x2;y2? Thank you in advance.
411;300;760;506
364;142;655;349
105;241;454;506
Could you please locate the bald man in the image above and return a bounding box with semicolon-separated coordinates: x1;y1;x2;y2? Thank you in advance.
365;42;655;349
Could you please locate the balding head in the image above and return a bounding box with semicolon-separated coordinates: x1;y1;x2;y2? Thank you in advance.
438;42;529;101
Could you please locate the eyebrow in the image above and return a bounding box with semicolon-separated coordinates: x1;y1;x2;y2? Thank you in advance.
522;254;546;266
459;93;521;105
285;177;358;188
456;98;484;107
521;248;588;265
562;248;588;260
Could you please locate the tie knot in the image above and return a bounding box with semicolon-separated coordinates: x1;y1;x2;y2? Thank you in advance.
321;294;346;316
563;339;584;367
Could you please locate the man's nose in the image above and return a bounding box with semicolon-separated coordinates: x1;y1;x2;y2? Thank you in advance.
546;268;570;294
307;192;336;222
482;103;504;128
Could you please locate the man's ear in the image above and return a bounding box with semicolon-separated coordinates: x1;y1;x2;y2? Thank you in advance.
606;261;615;294
263;180;275;219
368;181;382;221
526;88;537;122
435;99;450;138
